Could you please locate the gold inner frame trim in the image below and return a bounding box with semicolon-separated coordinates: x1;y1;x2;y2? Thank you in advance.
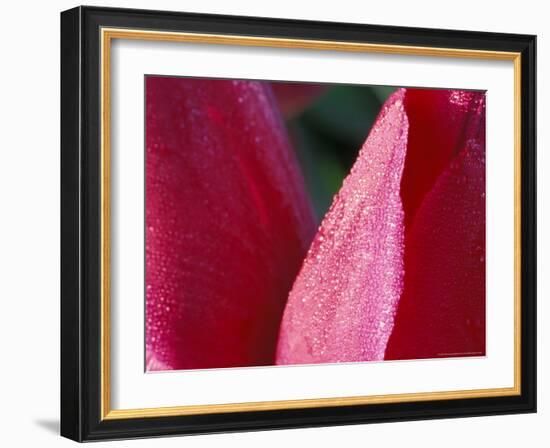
100;27;522;421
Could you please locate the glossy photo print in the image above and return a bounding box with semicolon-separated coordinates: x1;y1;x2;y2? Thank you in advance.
145;76;486;372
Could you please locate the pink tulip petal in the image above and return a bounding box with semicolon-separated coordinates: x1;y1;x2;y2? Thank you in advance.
385;92;486;360
146;77;316;370
276;89;408;364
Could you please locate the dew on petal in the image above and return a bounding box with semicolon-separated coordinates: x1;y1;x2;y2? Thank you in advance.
276;89;409;364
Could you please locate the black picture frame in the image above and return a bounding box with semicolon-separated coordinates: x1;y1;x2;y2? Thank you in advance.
61;5;536;442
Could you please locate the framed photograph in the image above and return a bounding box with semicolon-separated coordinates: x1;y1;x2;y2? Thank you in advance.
60;5;536;442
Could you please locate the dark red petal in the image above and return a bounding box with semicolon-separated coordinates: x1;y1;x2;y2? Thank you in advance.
400;89;485;230
271;82;326;118
276;90;408;364
385;93;486;360
146;77;316;370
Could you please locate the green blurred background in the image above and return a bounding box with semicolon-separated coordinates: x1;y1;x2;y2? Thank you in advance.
275;83;396;222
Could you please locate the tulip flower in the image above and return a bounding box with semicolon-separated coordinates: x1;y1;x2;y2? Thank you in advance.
145;77;316;370
146;76;485;371
278;88;486;364
384;89;486;360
